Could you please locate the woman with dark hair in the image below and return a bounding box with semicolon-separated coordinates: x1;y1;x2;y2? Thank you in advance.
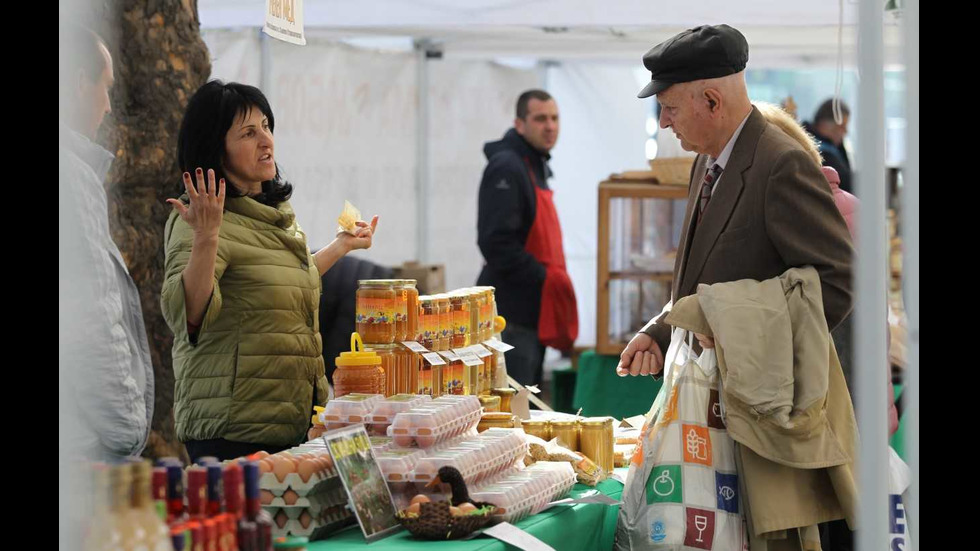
161;80;379;460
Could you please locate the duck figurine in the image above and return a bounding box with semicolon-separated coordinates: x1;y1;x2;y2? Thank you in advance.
424;466;494;509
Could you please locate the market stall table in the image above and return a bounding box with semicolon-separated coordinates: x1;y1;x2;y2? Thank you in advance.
308;469;627;550
572;351;662;419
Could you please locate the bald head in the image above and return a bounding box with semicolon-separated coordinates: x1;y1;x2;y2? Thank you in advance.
59;24;114;138
657;71;752;157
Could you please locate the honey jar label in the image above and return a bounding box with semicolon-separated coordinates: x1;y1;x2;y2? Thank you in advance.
439;312;453;338
480;304;493;332
401;341;429;354
420;312;440;341
356;297;393;324
452;311;469;336
422;352;446;366
394;290;409;323
484;339;515;353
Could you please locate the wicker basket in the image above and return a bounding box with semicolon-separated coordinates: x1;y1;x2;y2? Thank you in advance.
647;157;696;186
397;500;497;540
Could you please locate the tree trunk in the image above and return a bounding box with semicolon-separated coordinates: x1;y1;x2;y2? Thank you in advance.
71;0;211;462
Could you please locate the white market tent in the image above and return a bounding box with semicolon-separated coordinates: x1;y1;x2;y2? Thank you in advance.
198;4;918;548
197;0;905;345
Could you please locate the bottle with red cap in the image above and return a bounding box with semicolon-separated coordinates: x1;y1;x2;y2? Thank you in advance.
242;461;275;551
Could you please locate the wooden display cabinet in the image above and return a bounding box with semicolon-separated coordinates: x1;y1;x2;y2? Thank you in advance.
596;181;689;356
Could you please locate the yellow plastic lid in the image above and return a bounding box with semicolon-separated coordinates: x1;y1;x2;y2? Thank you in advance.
311;406;326;426
494;316;507;334
335;333;382;367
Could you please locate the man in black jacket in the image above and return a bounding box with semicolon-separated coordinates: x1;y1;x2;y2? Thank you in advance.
803;98;853;195
476;90;562;387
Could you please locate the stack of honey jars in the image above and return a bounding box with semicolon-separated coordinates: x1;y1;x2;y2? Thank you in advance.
353;282;501;398
355;279;419;396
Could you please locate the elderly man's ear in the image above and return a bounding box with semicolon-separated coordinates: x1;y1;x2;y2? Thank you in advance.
705;89;723;114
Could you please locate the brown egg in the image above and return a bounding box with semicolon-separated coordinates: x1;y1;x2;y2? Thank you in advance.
260;490;275;505
405;502;421;515
449;506;462;516
275;510;289;529
299;510;312;528
409;494;431;506
254;450;271;460
258;460;274;474
271;456;296;482
283;489;300;505
297;459;317;483
458;503;477;514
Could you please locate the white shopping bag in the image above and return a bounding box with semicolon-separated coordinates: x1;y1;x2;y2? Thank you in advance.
615;328;746;551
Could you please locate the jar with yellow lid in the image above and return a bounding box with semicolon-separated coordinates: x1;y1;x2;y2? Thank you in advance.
579;417;615;473
333;333;386;397
356;281;396;344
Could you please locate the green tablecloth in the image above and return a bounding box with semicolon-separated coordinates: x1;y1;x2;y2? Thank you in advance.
572;351;663;419
891;384;906;460
308;471;626;550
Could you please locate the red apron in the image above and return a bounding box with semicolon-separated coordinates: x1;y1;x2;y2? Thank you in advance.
523;157;578;351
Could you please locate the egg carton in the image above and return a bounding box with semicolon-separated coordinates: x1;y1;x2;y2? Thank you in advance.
270;506;356;539
262;488;350;517
443;431;528;478
469;483;537;524
259;467;339;497
368;394;434;431
411;430;527;481
387;406;482;448
472;463;576;523
375;448;428;483
409;452;480;484
259;479;346;508
320;393;386;425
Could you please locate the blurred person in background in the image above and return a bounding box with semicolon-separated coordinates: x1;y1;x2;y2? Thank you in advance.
59;21;154;550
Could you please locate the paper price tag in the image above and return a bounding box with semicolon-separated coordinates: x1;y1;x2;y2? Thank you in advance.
422;353;447;366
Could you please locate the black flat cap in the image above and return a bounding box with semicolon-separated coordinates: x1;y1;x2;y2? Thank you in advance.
637;24;749;98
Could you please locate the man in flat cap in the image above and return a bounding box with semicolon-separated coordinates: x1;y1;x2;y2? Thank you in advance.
615;24;856;550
